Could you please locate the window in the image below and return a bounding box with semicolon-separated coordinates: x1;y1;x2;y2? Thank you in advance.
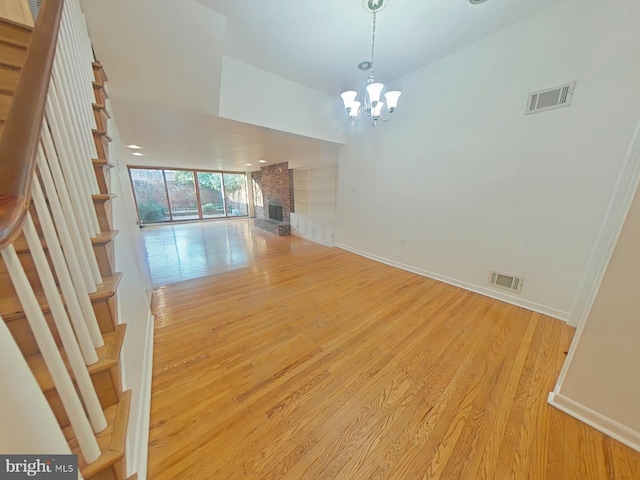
129;167;249;224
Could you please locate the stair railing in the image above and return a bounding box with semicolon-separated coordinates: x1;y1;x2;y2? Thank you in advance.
0;0;116;467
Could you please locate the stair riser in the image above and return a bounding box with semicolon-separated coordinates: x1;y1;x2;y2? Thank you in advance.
46;367;121;430
0;270;45;296
6;310;62;358
0;241;116;287
94;201;114;232
0;41;26;65
95;241;115;277
89;463;120;480
93;132;111;162
0;90;13;117
0;64;21;89
92;64;107;85
0;21;31;45
4;294;116;357
94;164;111;195
93;85;106;107
93;107;109;132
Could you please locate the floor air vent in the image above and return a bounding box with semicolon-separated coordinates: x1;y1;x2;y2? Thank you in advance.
489;271;523;293
526;81;576;114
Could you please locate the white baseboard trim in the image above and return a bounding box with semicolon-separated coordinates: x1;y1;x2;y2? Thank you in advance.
130;312;155;480
335;243;569;321
548;391;640;452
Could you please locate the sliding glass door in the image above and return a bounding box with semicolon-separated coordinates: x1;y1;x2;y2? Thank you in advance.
164;170;199;221
223;173;249;217
197;172;225;219
129;167;249;225
129;168;171;223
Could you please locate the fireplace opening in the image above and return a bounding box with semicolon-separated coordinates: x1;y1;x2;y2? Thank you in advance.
268;204;284;222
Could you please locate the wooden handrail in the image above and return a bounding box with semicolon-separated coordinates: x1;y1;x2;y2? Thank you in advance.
0;0;64;249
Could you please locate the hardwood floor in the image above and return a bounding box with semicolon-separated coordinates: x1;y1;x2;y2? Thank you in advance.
147;223;640;479
141;219;259;286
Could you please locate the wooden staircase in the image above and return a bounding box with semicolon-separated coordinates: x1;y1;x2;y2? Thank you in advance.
0;18;29;137
0;15;133;480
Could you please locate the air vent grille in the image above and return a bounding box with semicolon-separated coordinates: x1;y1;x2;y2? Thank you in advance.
526;82;576;114
489;271;523;293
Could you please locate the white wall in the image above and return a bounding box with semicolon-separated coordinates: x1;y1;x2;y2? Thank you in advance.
107;119;155;478
219;56;346;144
81;0;226;116
549;173;640;451
336;0;640;319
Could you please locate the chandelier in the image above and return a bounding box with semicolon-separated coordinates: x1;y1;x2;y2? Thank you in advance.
340;0;401;126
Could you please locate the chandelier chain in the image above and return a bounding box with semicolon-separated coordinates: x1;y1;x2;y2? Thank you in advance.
370;11;377;73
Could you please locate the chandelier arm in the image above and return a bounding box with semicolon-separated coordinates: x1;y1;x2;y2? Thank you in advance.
379;109;394;122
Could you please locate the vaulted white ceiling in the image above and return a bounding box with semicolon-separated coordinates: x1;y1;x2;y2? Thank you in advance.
80;0;564;171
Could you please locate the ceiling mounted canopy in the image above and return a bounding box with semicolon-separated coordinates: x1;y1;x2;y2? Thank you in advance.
340;0;401;126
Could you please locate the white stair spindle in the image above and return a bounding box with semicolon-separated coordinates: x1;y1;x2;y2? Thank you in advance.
0;319;71;454
46;84;99;239
45;93;103;285
1;245;101;463
49;76;101;237
70;0;96;90
23;212;107;433
34;135;103;348
53;39;98;196
55;14;100;193
41;117;101;291
32;164;104;350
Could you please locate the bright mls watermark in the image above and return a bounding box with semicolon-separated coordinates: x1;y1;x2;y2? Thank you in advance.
1;455;77;479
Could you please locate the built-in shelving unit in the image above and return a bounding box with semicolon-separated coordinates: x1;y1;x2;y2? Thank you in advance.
291;165;338;246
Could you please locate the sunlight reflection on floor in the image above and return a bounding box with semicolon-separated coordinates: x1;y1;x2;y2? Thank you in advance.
142;219;264;286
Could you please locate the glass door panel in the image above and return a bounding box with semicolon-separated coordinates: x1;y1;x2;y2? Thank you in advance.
197;172;225;218
129;168;171;223
165;170;199;221
223;173;248;217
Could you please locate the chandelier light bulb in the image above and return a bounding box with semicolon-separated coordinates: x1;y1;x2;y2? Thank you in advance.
384;91;402;111
341;91;358;109
366;83;384;105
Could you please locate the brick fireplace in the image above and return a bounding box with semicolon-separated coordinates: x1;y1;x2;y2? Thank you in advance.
253;162;294;236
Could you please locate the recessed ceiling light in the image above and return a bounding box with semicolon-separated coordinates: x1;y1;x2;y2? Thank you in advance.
127;144;142;149
132;152;144;156
258;160;267;164
245;163;252;166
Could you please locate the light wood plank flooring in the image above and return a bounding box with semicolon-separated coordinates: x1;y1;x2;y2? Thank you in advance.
142;219;270;287
147;222;640;479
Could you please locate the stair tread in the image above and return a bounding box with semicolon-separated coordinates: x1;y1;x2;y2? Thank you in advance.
26;324;126;393
0;272;122;321
92;157;114;168
12;230;119;252
92;129;112;141
93;230;119;244
93;193;117;203
92;103;112;120
0;37;28;50
92;82;108;95
64;389;131;479
0;58;22;70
